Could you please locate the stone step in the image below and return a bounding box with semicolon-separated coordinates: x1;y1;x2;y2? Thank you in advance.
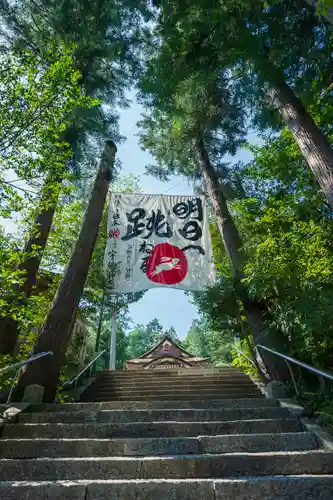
89;376;256;384
1;451;333;481
85;383;259;392
85;384;259;393
34;398;273;412
81;394;263;402
2;418;303;439
0;432;318;458
94;378;252;385
91;380;258;389
2;477;333;500
94;372;251;383
96;368;241;375
18;407;290;424
84;388;260;398
213;476;333;499
81;390;263;402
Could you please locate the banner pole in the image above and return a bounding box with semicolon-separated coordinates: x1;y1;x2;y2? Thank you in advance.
94;290;106;354
109;298;117;370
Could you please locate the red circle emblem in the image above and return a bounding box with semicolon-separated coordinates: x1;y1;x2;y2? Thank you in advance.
146;243;188;285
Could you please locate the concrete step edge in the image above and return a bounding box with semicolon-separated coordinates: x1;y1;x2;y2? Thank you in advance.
3;450;330;460
18;407;289;423
22;406;284;413
2;475;333;484
84;386;260;391
2;476;333;500
92;385;257;390
80;398;264;403
5;417;299;427
91;380;255;390
34;400;276;413
95;375;254;378
1;419;303;439
87;382;258;387
93;373;251;384
0;431;315;443
81;395;263;400
0;432;318;458
38;398;275;409
81;390;262;393
2;451;333;481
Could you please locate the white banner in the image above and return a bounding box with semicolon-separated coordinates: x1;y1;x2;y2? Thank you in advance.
104;194;215;293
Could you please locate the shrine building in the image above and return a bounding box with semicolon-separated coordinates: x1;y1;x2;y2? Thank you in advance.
125;334;210;370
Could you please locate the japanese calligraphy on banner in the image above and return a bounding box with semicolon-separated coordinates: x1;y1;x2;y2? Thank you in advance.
104;194;216;293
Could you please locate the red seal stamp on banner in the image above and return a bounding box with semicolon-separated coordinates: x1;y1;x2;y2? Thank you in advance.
109;228;120;239
146;242;188;285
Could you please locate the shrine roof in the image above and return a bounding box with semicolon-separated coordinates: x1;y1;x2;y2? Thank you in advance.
136;334;195;359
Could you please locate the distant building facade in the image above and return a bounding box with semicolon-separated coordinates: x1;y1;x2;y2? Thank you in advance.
125;335;210;370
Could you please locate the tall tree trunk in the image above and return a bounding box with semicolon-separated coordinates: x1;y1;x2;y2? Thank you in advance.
21;171;63;295
195;135;290;382
0;128;77;354
194;135;245;276
267;74;333;209
18;141;117;402
0;318;19;355
0;171;63;354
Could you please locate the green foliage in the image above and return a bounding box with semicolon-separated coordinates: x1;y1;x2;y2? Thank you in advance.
229;131;333;369
164;326;180;342
0;46;95;217
183;316;233;367
231;339;259;380
297;391;333;429
183;319;209;357
139;70;246;185
0;0;152;166
192;125;333;374
126;318;164;359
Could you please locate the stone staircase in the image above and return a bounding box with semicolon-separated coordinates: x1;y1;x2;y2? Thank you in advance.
80;367;263;401
0;367;333;498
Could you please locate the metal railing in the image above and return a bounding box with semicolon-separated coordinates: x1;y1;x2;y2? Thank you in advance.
0;351;53;376
233;346;256;367
62;349;106;388
257;345;333;382
3;351;53;405
234;343;333;394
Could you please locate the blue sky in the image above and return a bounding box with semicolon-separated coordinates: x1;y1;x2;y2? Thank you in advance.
117;93;255;339
117;95;199;339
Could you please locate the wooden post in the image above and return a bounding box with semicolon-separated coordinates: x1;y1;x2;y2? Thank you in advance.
109;306;117;370
94;291;106;354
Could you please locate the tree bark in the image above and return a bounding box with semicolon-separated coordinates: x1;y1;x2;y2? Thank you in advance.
195;136;246;275
267;75;333;209
0;171;63;354
0;318;19;355
21;171;63;295
195;135;290;382
18;141;117;402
